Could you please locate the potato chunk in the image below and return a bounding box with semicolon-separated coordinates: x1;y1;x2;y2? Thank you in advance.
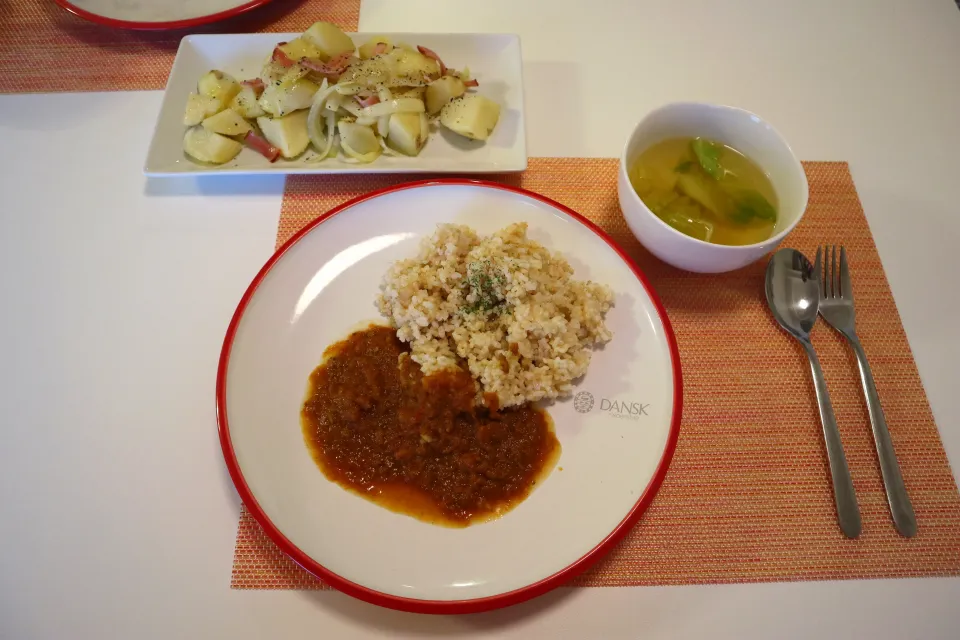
439;94;501;141
229;85;266;119
257;110;311;159
183;92;221;126
425;76;466;115
197;70;241;109
183;127;242;164
358;36;393;60
201;108;252;136
258;78;320;116
303;22;355;61
276;37;323;63
386;113;426;156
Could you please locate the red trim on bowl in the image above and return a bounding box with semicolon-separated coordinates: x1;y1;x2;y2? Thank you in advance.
54;0;274;30
216;179;683;614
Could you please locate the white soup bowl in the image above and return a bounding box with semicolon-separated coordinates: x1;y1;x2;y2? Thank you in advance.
618;102;808;273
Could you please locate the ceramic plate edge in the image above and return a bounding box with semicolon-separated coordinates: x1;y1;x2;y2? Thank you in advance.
54;0;275;30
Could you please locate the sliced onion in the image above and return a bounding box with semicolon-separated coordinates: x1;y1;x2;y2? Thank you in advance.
306;87;340;162
359;98;425;118
379;136;404;156
341;137;382;163
340;100;363;117
378;87;393;102
306;78;331;158
323;111;337;157
312;79;341;111
324;92;344;112
306;120;326;161
377;114;391;138
338;121;381;156
335;82;363;95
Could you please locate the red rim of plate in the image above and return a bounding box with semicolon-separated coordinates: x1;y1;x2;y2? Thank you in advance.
54;0;274;30
216;179;683;614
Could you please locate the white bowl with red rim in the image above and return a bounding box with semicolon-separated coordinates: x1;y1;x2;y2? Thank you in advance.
217;180;682;613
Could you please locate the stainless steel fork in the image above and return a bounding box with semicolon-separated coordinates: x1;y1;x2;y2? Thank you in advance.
817;246;917;537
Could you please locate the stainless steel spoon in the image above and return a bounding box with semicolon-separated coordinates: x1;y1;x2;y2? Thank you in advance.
765;248;862;539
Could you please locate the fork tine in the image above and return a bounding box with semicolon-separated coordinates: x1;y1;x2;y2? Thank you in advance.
823;245;829;298
813;246;822;292
830;245;839;299
839;245;852;300
820;245;828;298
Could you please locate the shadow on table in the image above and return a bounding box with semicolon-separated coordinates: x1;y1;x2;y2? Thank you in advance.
144;175;287;197
0;91;118;131
301;585;576;633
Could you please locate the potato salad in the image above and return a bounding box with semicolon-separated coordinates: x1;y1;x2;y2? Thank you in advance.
182;22;502;165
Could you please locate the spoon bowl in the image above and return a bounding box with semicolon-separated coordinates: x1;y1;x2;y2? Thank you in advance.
765;248;819;339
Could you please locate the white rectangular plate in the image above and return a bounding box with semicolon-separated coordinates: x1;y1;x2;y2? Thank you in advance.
145;33;526;177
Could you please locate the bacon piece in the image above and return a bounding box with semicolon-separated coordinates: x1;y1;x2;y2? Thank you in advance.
302;52;356;80
272;45;294;67
463;79;479;87
301;60;341;80
417;45;447;76
356;95;381;108
241;78;265;97
373;42;389;56
244;131;280;162
328;52;355;67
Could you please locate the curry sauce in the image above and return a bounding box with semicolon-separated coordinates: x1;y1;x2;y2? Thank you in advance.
301;325;560;526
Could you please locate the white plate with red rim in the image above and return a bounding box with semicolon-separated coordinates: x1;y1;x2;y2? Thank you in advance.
55;0;274;30
217;180;681;613
145;33;526;176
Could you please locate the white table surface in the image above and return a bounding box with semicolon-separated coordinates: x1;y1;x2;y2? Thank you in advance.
2;1;960;638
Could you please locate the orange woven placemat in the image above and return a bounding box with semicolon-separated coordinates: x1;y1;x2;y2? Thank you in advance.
0;0;360;94
232;159;960;589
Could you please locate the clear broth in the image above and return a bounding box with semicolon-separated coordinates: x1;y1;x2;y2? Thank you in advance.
629;137;779;246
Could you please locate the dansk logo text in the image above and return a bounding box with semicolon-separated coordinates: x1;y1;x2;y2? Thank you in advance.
573;391;650;420
599;399;649;416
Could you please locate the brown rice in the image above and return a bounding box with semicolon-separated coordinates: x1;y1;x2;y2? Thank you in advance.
376;222;614;408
